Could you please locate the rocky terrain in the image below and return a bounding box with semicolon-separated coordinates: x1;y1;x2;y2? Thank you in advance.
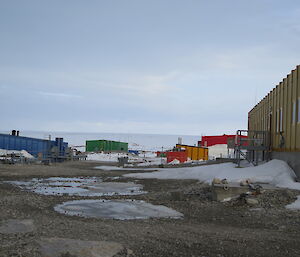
0;161;300;257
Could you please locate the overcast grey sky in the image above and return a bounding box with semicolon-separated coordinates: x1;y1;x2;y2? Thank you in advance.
0;0;300;135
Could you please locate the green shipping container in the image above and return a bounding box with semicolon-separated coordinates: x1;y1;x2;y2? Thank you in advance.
86;140;128;152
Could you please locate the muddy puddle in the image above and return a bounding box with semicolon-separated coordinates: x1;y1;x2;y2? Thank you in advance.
4;177;145;196
54;199;184;220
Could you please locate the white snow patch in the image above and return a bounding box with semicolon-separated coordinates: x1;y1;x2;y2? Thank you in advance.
208;144;234;159
124;159;300;191
168;159;180;165
86;152;129;162
286;196;300;210
138;151;157;158
87;152;166;166
0;149;34;159
128;157;166;166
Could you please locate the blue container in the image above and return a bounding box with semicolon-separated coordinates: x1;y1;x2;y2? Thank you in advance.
128;150;139;155
0;133;68;158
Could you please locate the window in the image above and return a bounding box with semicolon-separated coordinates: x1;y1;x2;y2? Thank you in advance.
292;101;296;124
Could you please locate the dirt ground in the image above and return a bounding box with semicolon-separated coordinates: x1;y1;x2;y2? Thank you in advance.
0;161;300;257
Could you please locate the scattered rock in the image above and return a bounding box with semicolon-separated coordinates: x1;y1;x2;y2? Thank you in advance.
240;179;252;186
245;198;259;206
249;208;263;212
127;249;133;256
212;178;221;184
221;179;228;184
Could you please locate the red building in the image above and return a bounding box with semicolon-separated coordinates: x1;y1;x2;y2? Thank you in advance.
199;134;247;147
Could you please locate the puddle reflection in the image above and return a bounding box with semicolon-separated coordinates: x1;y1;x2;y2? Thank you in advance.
55;199;184;220
5;177;145;196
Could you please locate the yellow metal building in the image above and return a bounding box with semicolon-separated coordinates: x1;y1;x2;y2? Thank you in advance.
248;65;300;177
176;144;208;161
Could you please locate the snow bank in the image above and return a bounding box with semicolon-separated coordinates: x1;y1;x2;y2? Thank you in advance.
86;152;129;162
0;149;34;159
124;159;300;190
138;152;157;158
168;159;180;165
87;152;165;165
286;196;300;210
20;150;34;159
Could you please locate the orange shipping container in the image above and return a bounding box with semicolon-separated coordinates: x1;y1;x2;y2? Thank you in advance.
176;144;208;161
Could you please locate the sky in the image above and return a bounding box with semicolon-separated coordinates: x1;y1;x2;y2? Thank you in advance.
0;0;300;136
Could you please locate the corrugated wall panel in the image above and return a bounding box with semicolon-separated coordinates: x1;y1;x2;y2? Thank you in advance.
280;80;284;149
291;70;296;150
267;93;270;132
273;86;277;148
276;84;280;148
283;78;287;134
248;66;300;153
286;74;292;150
270;90;274;149
279;82;283;149
296;67;300;150
294;70;298;150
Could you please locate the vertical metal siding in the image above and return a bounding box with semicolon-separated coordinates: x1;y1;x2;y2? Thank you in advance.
248;66;300;152
291;71;296;150
286;74;292;150
296;67;300;150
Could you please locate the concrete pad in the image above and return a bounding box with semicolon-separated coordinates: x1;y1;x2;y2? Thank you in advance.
37;237;125;257
0;219;35;234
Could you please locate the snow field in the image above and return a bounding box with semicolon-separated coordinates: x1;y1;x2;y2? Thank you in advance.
124;159;300;209
86;152;166;166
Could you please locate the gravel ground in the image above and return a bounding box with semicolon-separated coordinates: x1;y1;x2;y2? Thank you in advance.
0;161;300;257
